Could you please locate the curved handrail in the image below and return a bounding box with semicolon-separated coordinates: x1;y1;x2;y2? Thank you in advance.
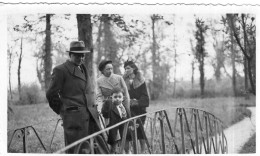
55;107;228;154
8;106;228;154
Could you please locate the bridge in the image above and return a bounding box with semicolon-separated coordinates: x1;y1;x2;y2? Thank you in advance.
8;107;228;154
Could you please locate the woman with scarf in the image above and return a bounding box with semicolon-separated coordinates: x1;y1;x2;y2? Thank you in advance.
123;60;150;153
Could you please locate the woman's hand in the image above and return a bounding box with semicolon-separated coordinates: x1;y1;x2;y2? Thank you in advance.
130;99;138;107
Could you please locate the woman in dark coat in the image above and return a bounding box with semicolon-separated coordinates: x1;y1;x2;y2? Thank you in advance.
123;60;149;153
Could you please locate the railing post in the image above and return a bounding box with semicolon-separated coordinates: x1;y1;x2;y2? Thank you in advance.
208;114;216;153
132;119;138;154
151;112;158;152
22;129;27;153
163;110;179;154
159;111;166;154
90;138;94;154
204;113;210;153
49;119;62;152
8;130;17;150
194;109;199;154
198;111;206;154
183;108;195;154
137;118;152;154
178;108;185;154
29;126;47;152
214;118;219;153
119;121;129;153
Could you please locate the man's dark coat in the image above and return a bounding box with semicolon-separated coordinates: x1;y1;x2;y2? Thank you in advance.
46;60;101;153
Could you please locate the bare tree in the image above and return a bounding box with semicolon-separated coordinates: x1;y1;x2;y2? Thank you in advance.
7;44;16;100
172;15;177;97
44;14;53;91
226;14;256;95
150;14;163;100
210;24;225;82
77;14;95;104
189;39;196;89
17;38;23;100
230;27;237;96
195;18;208;98
95;19;103;67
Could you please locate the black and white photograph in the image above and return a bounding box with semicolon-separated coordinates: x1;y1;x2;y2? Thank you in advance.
1;0;258;154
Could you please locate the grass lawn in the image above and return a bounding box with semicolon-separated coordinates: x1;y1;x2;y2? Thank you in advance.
8;96;255;153
239;133;256;153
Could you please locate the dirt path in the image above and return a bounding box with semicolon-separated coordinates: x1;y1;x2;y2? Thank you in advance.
224;107;256;153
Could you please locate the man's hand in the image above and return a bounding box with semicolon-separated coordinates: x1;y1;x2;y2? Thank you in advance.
50;97;62;114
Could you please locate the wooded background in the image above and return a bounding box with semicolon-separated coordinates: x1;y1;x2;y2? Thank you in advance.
7;14;255;105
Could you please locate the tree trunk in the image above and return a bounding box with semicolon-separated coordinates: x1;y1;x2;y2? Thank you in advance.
36;59;45;90
102;14;121;74
247;57;255;95
243;56;249;99
191;60;195;89
229;19;237;97
199;56;205;97
214;42;222;82
243;33;249;99
18;38;23;100
44;14;52;91
96;20;103;67
173;49;177;97
8;48;13;99
172;19;177;97
190;39;196;89
77;14;96;105
151;15;159;100
227;14;256;95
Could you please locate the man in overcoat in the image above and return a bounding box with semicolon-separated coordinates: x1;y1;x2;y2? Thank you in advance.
46;41;102;153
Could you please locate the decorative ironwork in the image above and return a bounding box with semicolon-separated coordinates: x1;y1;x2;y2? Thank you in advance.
8;107;228;154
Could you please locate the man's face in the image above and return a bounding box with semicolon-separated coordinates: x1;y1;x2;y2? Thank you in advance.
111;92;124;105
103;63;113;77
70;53;85;66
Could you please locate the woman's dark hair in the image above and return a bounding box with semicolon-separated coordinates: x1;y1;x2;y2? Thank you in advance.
98;60;113;72
124;60;138;75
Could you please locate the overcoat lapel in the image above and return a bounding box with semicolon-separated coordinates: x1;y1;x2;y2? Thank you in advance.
65;61;86;81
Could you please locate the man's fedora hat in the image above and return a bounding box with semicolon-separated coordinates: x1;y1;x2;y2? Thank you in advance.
66;41;90;53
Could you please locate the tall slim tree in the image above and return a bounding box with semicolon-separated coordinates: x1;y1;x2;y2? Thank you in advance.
229;25;237;96
102;14;121;74
210;21;225;82
195;18;208;98
150;14;163;100
77;14;95;104
7;44;15;100
226;14;256;95
95;19;103;67
17;38;23;100
172;15;178;97
44;14;53;91
12;16;33;100
189;39;196;89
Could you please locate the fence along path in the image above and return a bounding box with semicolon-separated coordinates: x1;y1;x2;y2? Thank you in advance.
8;107;228;154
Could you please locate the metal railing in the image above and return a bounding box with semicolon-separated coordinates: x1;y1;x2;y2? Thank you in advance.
8;107;228;154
